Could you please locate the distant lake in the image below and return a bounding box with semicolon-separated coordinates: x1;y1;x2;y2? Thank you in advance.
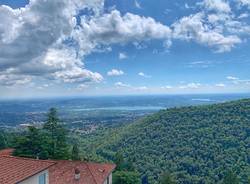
71;106;165;111
1;93;250;126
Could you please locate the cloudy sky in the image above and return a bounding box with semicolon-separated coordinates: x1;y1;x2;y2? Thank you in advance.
0;0;250;98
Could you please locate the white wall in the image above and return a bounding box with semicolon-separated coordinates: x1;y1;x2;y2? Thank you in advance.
104;173;112;184
18;169;49;184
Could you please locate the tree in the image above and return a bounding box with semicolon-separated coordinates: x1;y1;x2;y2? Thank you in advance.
159;172;177;184
222;170;239;184
113;171;140;184
43;108;70;159
142;175;150;184
72;143;80;160
114;151;125;171
14;126;43;158
0;131;7;149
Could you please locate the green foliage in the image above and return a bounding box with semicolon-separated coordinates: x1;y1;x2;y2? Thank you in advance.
13;126;46;158
114;151;125;171
113;171;140;184
14;108;70;160
0;131;7;149
71;143;80;160
79;99;250;183
142;175;150;184
159;173;176;184
222;170;239;184
43;108;70;159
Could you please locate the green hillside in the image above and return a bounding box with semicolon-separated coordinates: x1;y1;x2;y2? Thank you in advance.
79;99;250;183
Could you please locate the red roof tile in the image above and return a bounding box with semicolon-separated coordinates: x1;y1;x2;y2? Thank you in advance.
49;161;116;184
0;149;116;184
0;156;56;184
0;148;14;156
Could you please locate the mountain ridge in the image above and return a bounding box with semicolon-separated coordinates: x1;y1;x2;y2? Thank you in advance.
80;98;250;183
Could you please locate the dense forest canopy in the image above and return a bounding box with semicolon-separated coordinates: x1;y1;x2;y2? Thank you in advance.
1;99;250;183
79;99;250;184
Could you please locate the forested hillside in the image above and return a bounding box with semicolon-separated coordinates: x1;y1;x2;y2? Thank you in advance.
79;99;250;184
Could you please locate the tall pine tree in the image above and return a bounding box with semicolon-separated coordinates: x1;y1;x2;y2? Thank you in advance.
43;108;70;159
71;143;80;160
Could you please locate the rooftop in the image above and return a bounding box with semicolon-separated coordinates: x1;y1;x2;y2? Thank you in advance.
0;155;56;184
0;149;116;184
49;160;116;184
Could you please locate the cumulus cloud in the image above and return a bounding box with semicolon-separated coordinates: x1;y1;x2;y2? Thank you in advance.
0;70;32;86
135;0;142;9
107;69;124;76
119;53;128;60
227;76;239;80
138;72;151;78
172;13;242;52
115;82;131;88
76;84;89;90
0;0;104;86
237;0;250;8
1;0;250;88
199;0;231;13
75;10;172;55
238;13;249;19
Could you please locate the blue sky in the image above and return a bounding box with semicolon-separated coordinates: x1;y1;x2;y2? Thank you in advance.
0;0;250;98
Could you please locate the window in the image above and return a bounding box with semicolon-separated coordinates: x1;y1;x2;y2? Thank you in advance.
107;175;110;184
39;173;46;184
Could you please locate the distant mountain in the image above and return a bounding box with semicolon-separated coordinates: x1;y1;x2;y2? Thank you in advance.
80;99;250;183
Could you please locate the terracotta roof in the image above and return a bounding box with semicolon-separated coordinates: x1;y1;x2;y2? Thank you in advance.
0;149;116;184
0;148;14;156
49;160;116;184
0;156;56;184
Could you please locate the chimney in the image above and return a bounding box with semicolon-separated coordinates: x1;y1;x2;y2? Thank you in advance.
74;168;80;180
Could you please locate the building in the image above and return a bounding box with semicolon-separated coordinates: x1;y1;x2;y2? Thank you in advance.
0;149;115;184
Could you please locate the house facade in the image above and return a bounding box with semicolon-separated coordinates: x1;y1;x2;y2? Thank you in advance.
0;149;115;184
18;170;49;184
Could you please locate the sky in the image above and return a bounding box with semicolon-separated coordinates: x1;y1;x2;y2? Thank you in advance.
0;0;250;98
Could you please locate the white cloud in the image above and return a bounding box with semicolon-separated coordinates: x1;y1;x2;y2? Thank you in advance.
188;61;213;68
237;0;250;8
138;72;151;78
0;0;104;86
134;86;148;91
33;48;103;83
172;13;242;52
1;0;250;89
0;71;31;86
227;76;239;80
76;84;89;90
107;69;124;76
226;76;250;85
161;85;173;89
119;53;128;60
75;10;172;55
179;83;202;89
215;83;226;87
114;82;148;91
115;82;131;88
200;0;231;13
238;13;249;19
37;84;50;90
135;0;142;9
185;3;190;9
